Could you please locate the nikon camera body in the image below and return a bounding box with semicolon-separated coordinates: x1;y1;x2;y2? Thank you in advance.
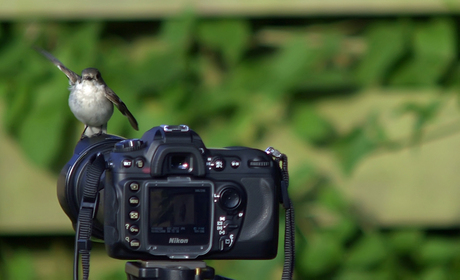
58;125;283;261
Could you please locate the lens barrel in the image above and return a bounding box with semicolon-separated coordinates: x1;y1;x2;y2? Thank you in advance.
57;134;124;239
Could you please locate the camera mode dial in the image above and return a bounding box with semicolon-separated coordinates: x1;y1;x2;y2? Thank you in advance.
114;139;145;152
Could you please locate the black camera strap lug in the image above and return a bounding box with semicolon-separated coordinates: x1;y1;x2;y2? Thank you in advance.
265;147;295;280
74;152;107;280
265;147;291;209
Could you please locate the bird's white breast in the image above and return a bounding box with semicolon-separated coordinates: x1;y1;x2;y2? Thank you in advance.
68;80;114;127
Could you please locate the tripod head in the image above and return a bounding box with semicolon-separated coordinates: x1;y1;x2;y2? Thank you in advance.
125;261;234;280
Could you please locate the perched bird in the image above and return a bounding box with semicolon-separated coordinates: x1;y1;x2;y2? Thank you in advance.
35;48;139;138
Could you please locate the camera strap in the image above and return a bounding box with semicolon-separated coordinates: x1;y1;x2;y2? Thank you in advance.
266;147;295;280
74;153;106;280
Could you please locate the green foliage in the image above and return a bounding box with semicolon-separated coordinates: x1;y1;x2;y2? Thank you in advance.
2;249;36;280
391;18;456;86
197;19;250;67
356;19;409;86
1;14;460;280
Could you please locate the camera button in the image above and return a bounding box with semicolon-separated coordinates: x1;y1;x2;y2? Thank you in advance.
129;211;139;220
210;157;225;171
129;182;139;191
129;196;140;206
122;159;133;168
129;225;139;234
129;239;141;249
230;160;240;168
135;159;144;168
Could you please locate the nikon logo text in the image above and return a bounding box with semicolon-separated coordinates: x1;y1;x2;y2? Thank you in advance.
169;238;189;244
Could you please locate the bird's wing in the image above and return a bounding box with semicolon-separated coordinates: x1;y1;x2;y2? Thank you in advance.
34;47;81;85
104;87;139;131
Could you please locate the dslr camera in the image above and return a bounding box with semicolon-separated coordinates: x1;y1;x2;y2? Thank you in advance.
58;125;284;261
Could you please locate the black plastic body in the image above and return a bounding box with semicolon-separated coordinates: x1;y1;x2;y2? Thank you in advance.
57;125;282;261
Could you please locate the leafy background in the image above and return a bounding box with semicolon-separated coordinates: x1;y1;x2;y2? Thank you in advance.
1;12;460;280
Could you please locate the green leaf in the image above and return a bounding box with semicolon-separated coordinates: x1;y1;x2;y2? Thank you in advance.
5;250;36;280
333;113;387;174
356;19;409;86
161;10;196;54
336;269;393;280
17;83;69;167
207;259;283;280
299;233;344;276
333;127;376;174
388;229;424;255
101;268;127;280
266;36;317;95
3;82;33;135
317;184;348;212
420;266;449;280
292;104;335;145
345;233;388;269
391;18;456;86
415;238;460;265
197;19;250;67
396;100;442;142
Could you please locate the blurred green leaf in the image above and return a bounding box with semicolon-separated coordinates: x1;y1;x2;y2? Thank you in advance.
3;82;32;135
5;250;36;280
391;18;456;86
208;259;283;280
356;20;409;86
416;238;460;265
299;233;344;276
292;104;335;145
336;269;393;280
161;10;195;54
333;127;376;174
388;229;424;255
420;266;449;280
345;233;388;269
101;269;126;280
333;112;387;174
17;82;69;167
317;184;348;212
266;36;317;95
197;20;250;67
396;99;442;143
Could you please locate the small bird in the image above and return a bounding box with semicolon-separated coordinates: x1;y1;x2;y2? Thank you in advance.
35;48;139;138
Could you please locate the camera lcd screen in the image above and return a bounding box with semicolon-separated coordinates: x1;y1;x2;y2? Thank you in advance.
148;186;211;246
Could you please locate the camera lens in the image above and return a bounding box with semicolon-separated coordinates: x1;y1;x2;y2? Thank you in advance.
57;134;124;240
220;188;241;210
